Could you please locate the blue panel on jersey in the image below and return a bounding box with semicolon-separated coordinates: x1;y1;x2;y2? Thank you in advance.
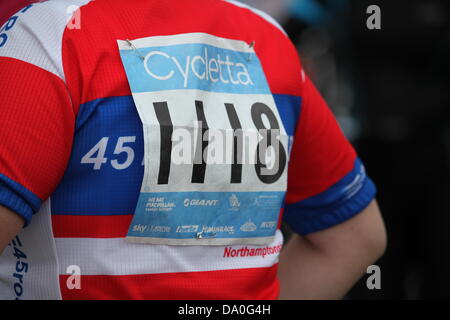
283;158;377;235
51;93;302;216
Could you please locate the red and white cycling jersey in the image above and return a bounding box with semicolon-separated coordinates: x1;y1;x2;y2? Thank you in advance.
0;0;376;299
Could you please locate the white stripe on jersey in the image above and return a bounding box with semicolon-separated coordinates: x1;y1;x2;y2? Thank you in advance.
0;0;92;81
55;230;283;276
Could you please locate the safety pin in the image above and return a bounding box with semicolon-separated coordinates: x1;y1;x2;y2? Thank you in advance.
126;39;145;61
247;41;255;61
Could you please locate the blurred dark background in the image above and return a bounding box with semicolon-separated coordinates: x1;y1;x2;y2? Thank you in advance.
243;0;450;299
2;0;449;300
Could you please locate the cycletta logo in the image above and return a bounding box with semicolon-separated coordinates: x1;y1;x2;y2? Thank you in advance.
143;47;254;88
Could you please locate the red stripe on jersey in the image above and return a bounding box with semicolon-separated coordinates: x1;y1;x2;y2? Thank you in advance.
0;58;75;200
62;0;302;107
60;266;279;300
52;214;133;238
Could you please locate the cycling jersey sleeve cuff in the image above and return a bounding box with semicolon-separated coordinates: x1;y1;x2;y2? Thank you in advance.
283;158;377;236
0;174;42;227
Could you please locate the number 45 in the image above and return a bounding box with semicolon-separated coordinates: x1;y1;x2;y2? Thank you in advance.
81;136;137;170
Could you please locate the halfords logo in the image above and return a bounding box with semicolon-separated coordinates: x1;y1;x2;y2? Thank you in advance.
223;244;282;259
183;198;219;207
143;47;254;88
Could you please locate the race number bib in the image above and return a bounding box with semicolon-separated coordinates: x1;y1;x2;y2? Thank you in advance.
118;33;289;245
